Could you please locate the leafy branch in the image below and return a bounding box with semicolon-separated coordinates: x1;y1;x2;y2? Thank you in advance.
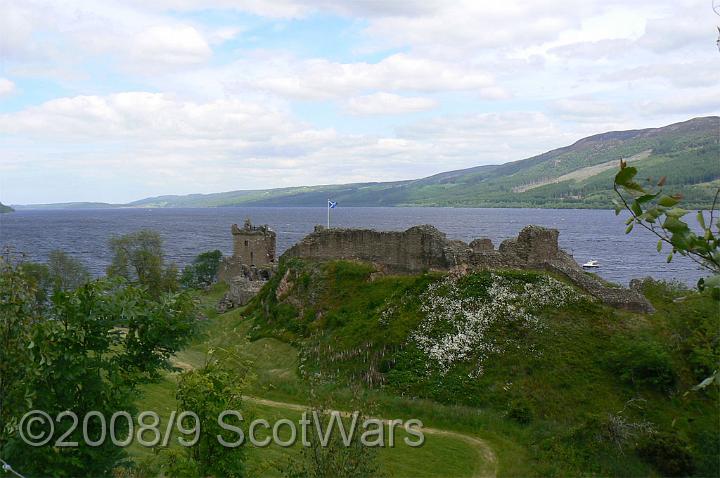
613;161;720;281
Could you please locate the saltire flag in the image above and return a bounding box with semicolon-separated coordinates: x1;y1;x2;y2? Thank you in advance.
328;200;337;209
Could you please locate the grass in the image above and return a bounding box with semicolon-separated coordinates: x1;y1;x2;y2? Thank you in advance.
130;280;491;477
130;311;490;477
129;261;719;477
244;259;719;477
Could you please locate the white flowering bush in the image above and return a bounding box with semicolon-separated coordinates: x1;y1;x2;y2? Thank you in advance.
411;272;586;376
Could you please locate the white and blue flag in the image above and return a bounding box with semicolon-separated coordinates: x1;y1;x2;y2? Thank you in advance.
327;199;337;228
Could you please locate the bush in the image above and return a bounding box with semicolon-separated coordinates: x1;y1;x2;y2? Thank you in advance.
181;250;222;289
506;399;533;425
636;432;695;477
607;339;677;392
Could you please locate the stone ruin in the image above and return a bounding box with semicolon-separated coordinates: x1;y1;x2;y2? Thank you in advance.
282;224;654;313
217;219;277;312
215;221;654;314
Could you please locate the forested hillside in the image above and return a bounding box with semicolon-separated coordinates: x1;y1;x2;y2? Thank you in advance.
15;116;719;210
130;116;718;209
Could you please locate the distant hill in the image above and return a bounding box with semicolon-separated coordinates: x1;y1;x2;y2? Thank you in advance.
18;116;720;210
0;202;14;213
13;202;117;211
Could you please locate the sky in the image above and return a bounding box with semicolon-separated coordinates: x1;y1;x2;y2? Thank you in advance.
0;0;718;204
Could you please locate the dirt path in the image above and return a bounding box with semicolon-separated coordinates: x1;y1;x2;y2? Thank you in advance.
169;357;498;477
243;395;498;478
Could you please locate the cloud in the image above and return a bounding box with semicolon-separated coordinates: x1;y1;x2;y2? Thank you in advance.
0;92;315;144
124;0;445;19
130;25;212;67
603;62;719;88
551;97;618;121
548;39;633;60
0;78;16;96
638;90;720;115
345;93;436;115
1;0;717;204
0;0;220;75
638;12;712;53
227;53;498;100
0;93;572;202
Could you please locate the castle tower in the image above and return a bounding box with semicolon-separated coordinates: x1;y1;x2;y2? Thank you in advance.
231;219;276;266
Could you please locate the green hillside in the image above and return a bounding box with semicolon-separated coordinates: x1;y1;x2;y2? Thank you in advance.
0;202;14;213
238;258;719;476
129;116;718;209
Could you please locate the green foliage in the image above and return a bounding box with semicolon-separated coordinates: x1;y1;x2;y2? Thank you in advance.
0;262;38;451
17;261;52;305
107;230;179;296
281;404;383;478
16;251;90;305
248;259;720;477
47;249;90;291
172;360;246;477
614;165;720;394
613;163;719;279
0;271;198;477
505;399;533;425
636;432;695;477
606;339;677;392
180;250;222;289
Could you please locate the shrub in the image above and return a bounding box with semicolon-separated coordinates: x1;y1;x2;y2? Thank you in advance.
607;339;677;392
506;399;533;425
180;250;222;289
636;432;695;477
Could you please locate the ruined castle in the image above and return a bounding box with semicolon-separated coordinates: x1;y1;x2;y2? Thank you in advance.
218;221;653;313
283;224;654;313
217;219;277;311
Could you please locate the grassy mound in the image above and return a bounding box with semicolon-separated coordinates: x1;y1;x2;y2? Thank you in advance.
246;259;719;476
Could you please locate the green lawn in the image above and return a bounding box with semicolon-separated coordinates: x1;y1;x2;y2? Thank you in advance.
130;287;495;477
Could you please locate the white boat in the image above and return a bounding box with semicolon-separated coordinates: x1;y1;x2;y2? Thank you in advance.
582;260;600;268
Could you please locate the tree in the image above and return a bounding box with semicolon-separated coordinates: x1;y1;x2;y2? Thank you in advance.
176;360;246;477
0;262;37;454
142;359;247;478
17;262;52;306
180;250;223;289
107;230;178;296
0;273;198;477
47;249;90;291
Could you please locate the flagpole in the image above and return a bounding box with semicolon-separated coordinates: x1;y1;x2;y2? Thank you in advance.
327;198;330;229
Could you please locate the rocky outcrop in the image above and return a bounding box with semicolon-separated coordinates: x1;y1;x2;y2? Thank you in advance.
218;258;274;283
217;276;266;313
283;224;654;313
544;255;654;313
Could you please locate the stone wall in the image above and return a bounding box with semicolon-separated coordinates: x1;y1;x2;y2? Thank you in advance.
282;225;466;272
282;224;654;313
217;276;267;313
230;219;276;267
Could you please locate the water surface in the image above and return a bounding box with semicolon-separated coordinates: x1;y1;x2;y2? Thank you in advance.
0;207;705;286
